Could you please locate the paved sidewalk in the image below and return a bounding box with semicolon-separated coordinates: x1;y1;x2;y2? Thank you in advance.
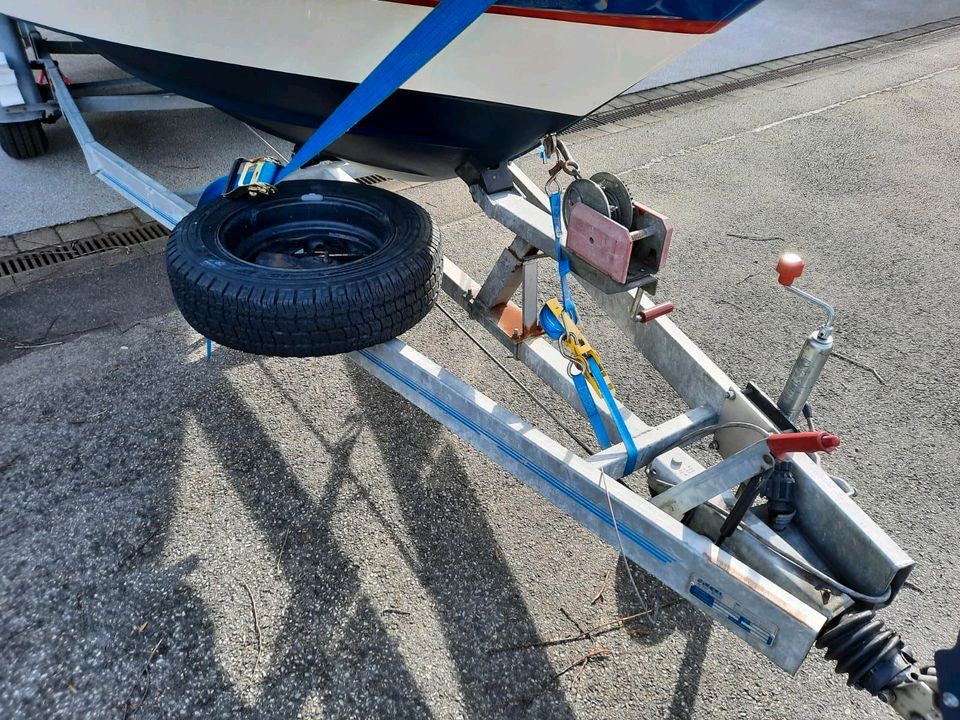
1;209;150;257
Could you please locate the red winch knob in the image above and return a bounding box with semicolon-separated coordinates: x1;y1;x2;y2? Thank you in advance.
776;253;805;286
766;431;840;460
638;302;675;323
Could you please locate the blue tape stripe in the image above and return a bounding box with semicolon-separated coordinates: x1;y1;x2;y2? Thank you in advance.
690;583;776;646
358;348;673;564
382;0;759;25
689;585;714;607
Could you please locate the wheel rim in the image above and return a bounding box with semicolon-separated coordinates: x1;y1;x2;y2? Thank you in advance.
217;196;391;270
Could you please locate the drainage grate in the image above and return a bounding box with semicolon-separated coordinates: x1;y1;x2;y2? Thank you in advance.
0;222;169;278
356;174;389;186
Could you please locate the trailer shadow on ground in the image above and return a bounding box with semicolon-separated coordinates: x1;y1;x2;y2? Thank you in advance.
0;253;689;718
616;560;713;720
185;359;438;718
259;360;580;718
1;342;433;717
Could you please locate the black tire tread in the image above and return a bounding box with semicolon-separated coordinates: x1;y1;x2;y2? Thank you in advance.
0;120;49;159
166;182;441;357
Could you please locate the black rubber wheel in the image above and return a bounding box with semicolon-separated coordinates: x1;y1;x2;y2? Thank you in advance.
166;179;441;357
0;120;49;159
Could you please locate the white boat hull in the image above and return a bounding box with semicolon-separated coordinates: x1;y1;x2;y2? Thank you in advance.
0;1;756;177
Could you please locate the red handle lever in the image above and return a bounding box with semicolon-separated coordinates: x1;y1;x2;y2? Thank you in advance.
766;431;840;460
638;302;675;323
776;253;805;286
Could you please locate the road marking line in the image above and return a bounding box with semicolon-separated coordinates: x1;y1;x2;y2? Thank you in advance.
621;64;960;174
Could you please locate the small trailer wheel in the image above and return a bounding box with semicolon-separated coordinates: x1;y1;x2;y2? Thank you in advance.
0;119;49;159
167;179;441;357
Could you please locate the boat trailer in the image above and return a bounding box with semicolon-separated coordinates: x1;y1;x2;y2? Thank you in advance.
3;18;958;720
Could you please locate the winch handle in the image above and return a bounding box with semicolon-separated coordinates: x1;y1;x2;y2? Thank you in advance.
776;253;805;286
637;302;675;323
775;253;836;336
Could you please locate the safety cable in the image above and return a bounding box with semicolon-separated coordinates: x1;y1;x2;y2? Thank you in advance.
672;421;772;450
435;302;593;454
737;522;892;605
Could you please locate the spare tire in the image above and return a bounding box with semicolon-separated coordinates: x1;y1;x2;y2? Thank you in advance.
166;179;441;357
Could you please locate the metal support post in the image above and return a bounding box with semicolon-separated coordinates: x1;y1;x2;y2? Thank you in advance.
521;255;539;333
0;13;43;120
475;235;539;312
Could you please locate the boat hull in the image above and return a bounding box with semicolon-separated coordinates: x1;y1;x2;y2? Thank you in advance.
1;0;763;178
85;36;575;180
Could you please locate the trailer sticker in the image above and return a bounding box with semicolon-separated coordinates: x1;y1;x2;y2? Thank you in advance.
689;577;778;646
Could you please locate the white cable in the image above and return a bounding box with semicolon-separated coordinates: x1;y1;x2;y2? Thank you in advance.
736;523;891;605
599;471;651;615
242;123;290;163
672;421;770;450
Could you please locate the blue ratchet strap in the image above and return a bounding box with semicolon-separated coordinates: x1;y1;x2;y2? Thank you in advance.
539;298;611;449
586;355;639;474
545;189;638;472
571;369;612;448
200;0;498;205
548;191;578;322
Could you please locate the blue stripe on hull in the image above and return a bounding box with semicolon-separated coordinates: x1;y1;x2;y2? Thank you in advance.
490;0;760;24
382;0;765;30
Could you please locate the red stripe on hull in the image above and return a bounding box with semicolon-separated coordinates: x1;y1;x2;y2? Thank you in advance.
382;0;728;34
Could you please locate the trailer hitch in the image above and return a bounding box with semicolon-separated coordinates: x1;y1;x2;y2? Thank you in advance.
819;613;957;720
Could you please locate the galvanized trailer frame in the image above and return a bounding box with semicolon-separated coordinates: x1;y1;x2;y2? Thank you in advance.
2;19;946;720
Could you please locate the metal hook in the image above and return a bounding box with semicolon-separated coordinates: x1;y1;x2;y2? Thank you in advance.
566;358;585;378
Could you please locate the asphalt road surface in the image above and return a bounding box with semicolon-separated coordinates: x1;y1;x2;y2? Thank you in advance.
1;23;959;720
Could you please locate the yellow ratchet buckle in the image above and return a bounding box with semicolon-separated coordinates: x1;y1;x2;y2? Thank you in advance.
222;156;283;199
543;298;615;398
